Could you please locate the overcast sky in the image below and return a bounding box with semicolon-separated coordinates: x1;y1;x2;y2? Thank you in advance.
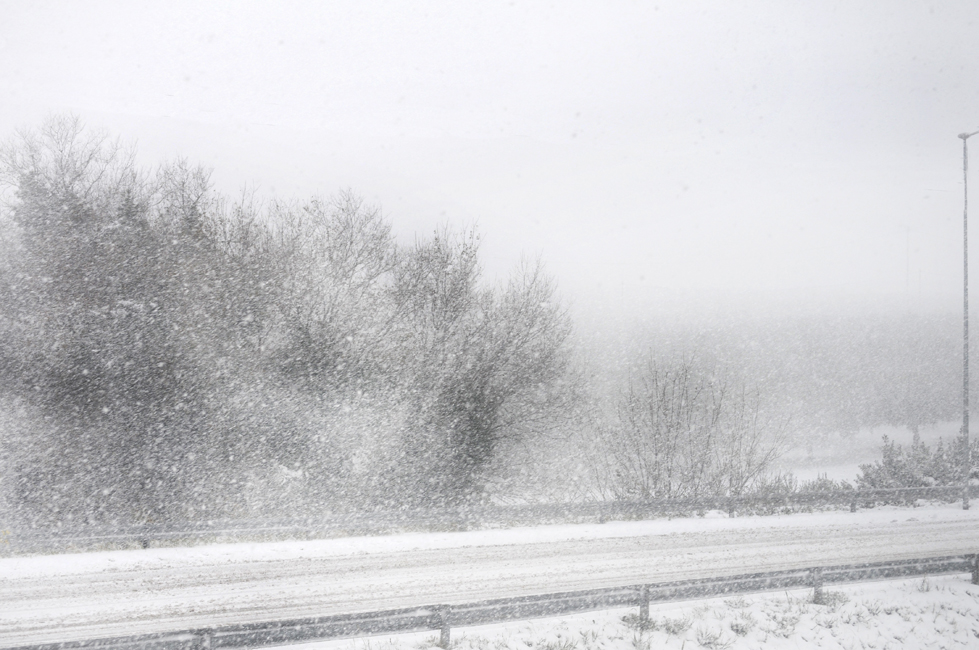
3;1;979;320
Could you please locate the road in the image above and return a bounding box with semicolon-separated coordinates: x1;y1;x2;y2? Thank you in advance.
1;505;977;646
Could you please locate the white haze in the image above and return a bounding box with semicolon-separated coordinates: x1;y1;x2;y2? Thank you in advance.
3;1;978;322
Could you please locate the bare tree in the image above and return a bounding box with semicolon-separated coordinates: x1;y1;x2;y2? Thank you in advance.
595;358;787;500
380;230;575;506
265;192;395;387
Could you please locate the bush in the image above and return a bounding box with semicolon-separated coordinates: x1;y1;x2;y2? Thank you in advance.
593;359;788;500
798;474;854;493
857;434;978;489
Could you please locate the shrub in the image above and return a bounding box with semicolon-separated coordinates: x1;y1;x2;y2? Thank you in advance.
857;434;979;489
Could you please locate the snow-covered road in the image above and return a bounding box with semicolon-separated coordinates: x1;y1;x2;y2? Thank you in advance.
2;505;977;646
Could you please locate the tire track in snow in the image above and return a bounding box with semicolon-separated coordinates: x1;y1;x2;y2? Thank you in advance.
1;508;976;645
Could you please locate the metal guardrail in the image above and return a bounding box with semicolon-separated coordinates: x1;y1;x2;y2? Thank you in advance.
4;554;977;650
4;485;977;555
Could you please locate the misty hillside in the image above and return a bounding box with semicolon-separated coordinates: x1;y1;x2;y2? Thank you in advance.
0;118;974;529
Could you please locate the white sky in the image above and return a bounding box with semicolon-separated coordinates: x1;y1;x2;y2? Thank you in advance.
2;0;979;318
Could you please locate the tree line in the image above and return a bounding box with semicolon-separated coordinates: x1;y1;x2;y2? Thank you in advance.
0;117;575;525
0;116;970;528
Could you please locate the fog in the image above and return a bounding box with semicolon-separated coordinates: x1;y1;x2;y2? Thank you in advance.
5;2;979;301
1;2;978;526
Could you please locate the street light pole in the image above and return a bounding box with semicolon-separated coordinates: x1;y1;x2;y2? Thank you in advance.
959;129;979;510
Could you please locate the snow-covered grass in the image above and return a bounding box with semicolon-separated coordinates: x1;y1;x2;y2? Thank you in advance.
292;576;979;650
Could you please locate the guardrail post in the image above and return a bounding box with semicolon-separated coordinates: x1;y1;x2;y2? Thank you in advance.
972;554;979;585
810;567;824;605
437;605;451;648
638;586;649;626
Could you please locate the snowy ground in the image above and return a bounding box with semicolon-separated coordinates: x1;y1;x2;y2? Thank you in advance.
297;576;979;650
2;503;978;646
